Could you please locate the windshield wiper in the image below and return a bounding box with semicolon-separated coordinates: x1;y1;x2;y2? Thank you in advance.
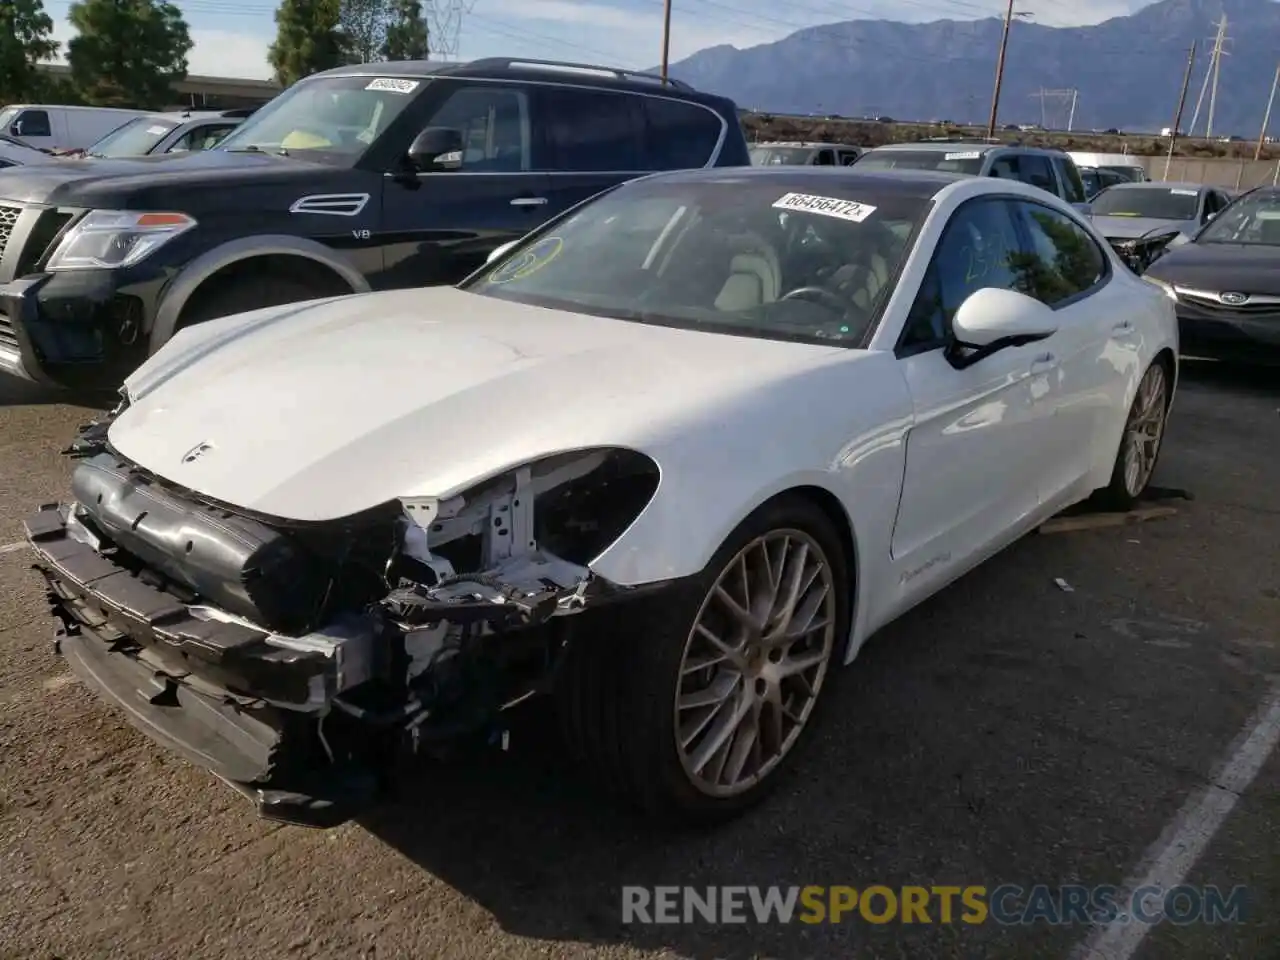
225;145;263;153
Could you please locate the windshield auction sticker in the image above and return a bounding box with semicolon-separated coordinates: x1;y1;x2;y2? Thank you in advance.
945;151;983;160
772;193;877;223
488;236;564;283
366;78;420;94
1170;188;1198;196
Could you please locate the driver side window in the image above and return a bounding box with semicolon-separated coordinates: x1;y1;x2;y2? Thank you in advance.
899;198;1022;354
418;83;531;172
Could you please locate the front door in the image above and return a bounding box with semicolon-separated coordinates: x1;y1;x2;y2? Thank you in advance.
376;80;553;290
888;197;1061;602
1007;197;1128;504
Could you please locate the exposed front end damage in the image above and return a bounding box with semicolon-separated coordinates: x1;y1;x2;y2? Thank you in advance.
28;405;662;827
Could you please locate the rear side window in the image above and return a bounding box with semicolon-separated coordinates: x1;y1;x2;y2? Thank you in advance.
13;109;51;137
1009;200;1107;306
1052;157;1087;204
640;97;720;169
168;123;238;153
541;87;643;171
1015;154;1056;194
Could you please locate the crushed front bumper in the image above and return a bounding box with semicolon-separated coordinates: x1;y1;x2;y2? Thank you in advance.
26;503;383;827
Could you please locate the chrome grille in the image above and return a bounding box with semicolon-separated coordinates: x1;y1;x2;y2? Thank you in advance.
1177;289;1280;314
0;203;19;259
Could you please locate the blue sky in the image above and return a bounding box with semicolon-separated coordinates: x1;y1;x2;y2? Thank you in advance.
40;0;1157;81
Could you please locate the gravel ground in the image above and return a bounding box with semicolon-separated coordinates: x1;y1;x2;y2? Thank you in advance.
0;361;1276;960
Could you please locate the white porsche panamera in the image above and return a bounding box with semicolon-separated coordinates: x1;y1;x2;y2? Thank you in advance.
27;167;1178;828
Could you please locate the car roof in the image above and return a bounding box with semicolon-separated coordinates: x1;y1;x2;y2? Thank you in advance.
307;56;735;109
868;140;1067;157
1104;180;1206;192
755;141;861;149
647;164;966;198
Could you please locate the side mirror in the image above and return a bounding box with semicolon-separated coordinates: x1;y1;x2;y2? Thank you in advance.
407;126;464;170
10;122;23;137
947;286;1057;369
486;240;518;265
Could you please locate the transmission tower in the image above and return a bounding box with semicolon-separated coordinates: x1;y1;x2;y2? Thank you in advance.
1188;14;1230;137
426;0;477;59
1030;88;1079;130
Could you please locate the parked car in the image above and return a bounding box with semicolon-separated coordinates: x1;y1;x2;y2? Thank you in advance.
854;140;1091;211
1068;153;1148;182
0;57;749;390
1142;185;1280;363
1090;181;1232;243
27;167;1177;829
750;141;862;166
72;109;254;160
0;132;51;169
0;104;150;152
1078;165;1129;200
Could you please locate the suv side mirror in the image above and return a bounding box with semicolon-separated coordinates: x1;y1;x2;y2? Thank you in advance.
407;127;464;170
946;286;1057;369
10;121;23;137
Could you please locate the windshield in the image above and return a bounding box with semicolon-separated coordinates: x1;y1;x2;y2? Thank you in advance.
1197;192;1280;245
86;116;179;157
750;146;817;165
855;149;985;175
463;176;928;347
216;75;421;163
1091;186;1199;220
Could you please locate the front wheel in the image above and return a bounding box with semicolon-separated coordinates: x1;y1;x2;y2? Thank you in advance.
1097;359;1171;510
556;496;851;825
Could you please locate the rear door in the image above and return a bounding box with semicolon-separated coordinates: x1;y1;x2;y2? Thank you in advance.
534;84;648;220
376;79;552;289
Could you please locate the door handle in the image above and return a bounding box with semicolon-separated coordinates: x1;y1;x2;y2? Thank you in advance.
1112;319;1135;336
510;196;548;207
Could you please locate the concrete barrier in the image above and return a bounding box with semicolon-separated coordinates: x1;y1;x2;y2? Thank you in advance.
1131;155;1280;190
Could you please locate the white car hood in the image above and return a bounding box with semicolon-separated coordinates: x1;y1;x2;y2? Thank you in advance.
112;287;853;521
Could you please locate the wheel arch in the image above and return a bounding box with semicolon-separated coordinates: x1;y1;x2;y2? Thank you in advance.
149;236;370;352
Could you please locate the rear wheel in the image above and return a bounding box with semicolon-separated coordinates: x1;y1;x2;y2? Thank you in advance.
556;496;850;824
1098;359;1170;510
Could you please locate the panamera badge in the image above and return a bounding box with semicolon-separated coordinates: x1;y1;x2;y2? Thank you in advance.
1220;291;1248;305
181;442;213;463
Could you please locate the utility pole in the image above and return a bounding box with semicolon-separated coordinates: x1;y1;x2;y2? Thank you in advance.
660;0;673;84
1206;20;1230;139
1189;15;1227;137
986;0;1030;138
1256;62;1280;161
1165;42;1197;180
1067;89;1078;131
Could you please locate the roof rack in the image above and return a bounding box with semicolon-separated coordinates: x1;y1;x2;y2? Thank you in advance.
919;136;1007;144
218;107;258;118
461;57;694;90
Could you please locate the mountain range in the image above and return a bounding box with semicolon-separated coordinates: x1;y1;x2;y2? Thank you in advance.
656;0;1280;134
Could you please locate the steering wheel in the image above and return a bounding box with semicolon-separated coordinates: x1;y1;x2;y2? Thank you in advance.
780;285;851;315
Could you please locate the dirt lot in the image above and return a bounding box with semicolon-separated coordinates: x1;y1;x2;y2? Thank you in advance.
0;363;1278;960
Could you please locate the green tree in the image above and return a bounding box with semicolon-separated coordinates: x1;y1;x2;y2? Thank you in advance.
269;0;347;87
66;0;192;109
0;0;60;104
339;0;388;64
382;0;428;61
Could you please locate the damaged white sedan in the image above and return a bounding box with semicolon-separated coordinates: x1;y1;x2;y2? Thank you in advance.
27;167;1178;828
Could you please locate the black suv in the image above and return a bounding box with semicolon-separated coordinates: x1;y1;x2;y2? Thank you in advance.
0;57;748;389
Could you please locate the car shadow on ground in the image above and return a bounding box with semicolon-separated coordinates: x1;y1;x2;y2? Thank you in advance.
0;374;111;410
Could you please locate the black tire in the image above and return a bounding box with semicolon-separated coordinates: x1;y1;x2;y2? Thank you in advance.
555;494;852;826
175;273;337;334
1096;357;1172;511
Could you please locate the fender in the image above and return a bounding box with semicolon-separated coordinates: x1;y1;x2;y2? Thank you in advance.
148;235;372;353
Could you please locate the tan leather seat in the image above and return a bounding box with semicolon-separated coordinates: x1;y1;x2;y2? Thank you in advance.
714;250;781;311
